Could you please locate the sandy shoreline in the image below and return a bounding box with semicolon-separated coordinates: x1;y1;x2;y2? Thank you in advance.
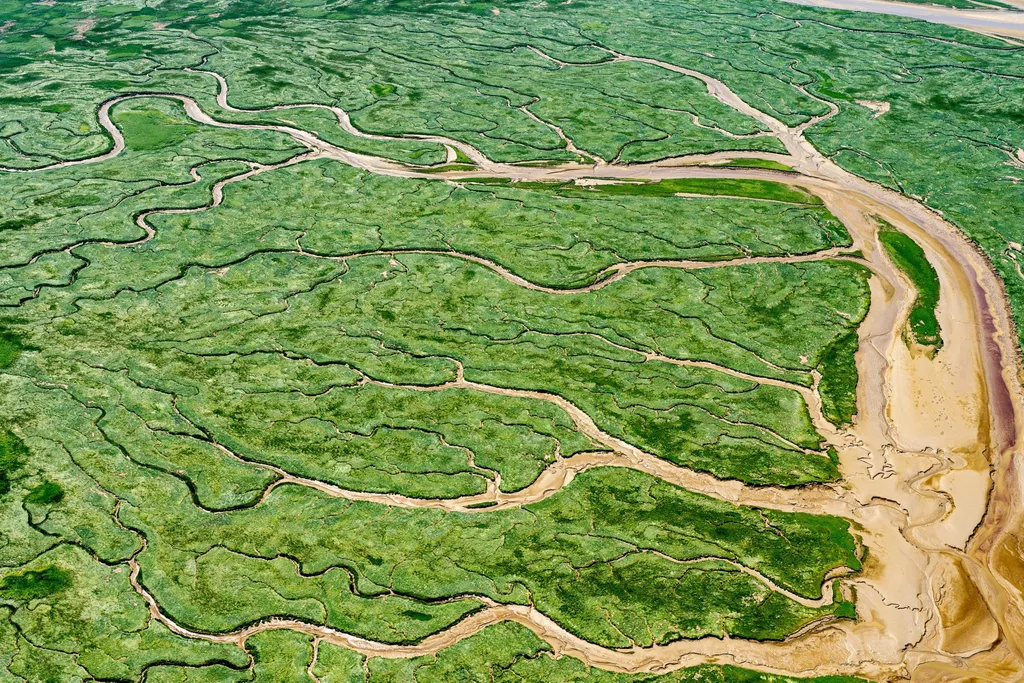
779;0;1024;39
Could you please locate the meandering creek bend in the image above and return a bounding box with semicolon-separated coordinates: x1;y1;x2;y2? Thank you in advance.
6;49;1024;681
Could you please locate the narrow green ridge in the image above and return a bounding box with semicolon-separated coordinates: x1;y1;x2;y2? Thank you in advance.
0;429;28;497
879;225;943;352
818;330;861;427
560;177;822;204
715;157;796;172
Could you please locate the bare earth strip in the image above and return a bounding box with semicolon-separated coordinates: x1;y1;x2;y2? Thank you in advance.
779;0;1024;39
5;48;1024;681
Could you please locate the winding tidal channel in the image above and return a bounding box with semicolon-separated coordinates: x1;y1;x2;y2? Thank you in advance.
6;47;1024;682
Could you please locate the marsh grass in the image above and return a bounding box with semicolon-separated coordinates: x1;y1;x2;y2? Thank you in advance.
879;226;943;352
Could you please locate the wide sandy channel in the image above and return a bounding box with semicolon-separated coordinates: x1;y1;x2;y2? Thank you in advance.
780;0;1024;40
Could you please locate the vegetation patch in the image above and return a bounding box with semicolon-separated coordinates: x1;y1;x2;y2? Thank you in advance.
115;105;198;151
818;331;861;427
24;480;65;506
562;177;821;204
136;467;859;647
0;429;28;497
0;566;72;601
0;330;25;368
879;225;943;352
0;216;41;231
715;157;796;172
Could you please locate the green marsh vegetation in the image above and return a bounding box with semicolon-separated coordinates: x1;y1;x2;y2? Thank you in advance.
118;159;850;289
0;0;1015;677
556;177;822;204
0;545;249;680
0;429;28;498
0;565;71;601
715;157;797;172
817;331;862;426
0;138;866;676
879;225;943;352
127;467;858;647
53;210;866;488
8;0;1017;346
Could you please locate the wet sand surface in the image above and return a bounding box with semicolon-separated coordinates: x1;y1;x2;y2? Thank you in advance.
6;50;1024;681
780;0;1024;39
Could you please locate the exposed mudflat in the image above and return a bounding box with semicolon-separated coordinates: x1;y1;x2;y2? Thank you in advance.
780;0;1024;39
7;49;1024;682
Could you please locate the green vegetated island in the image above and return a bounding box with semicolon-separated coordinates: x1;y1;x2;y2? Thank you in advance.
879;224;943;352
0;0;1016;680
